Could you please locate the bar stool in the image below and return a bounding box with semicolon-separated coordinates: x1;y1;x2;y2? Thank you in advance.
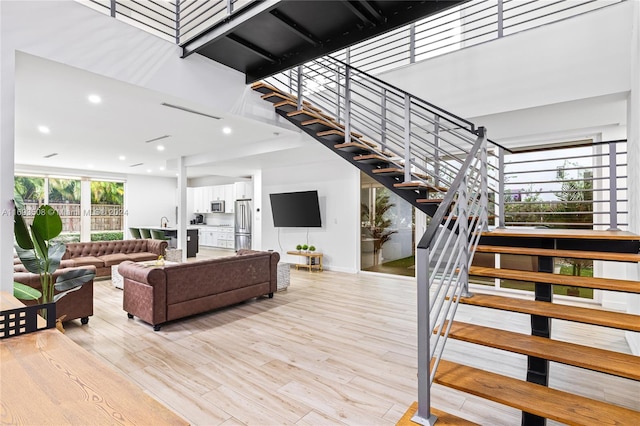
140;228;152;239
150;229;170;242
129;228;142;239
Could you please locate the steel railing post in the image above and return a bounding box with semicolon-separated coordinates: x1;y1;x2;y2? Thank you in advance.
413;246;437;426
345;65;352;144
608;142;619;230
404;94;411;183
336;67;342;121
175;0;180;44
497;0;504;38
110;0;116;17
296;65;303;111
381;89;387;151
498;147;506;228
458;180;472;298
410;23;416;64
434;116;440;188
227;0;234;15
480;135;489;230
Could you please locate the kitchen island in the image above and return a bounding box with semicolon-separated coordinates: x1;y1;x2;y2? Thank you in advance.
138;226;199;258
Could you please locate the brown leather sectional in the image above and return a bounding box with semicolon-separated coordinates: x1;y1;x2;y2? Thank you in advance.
118;249;280;331
13;239;168;324
62;239;168;277
13;266;96;324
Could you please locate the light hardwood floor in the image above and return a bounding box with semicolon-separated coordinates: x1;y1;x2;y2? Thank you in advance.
63;251;639;426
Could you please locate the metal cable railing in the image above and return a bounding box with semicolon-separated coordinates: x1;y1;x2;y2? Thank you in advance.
498;140;628;230
261;55;496;425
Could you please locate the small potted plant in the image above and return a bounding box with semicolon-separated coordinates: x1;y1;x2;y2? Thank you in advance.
309;246;317;265
296;244;302;252
302;244;309;251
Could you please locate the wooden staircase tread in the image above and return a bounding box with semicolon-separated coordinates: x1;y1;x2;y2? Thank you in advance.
396;402;479;425
476;245;640;262
353;153;394;163
334;142;378;153
317;128;364;139
417;198;445;204
469;266;640;293
372;168;433;181
394;181;429;189
458;293;640;332
433;359;640;425
482;228;640;241
287;109;332;121
274;101;332;118
251;81;283;95
440;321;640;380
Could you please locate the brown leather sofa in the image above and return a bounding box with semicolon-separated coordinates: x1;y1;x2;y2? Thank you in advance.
61;239;168;277
118;249;279;331
13;265;96;324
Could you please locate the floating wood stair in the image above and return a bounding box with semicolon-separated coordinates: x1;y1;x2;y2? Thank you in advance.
476;245;640;263
457;293;640;332
433;359;640;425
396;402;478;426
440;320;640;380
469;266;640;293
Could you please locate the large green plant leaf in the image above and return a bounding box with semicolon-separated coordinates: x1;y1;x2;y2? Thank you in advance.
47;243;66;273
55;268;95;293
13;205;34;250
14;245;42;274
32;205;63;241
13;282;42;301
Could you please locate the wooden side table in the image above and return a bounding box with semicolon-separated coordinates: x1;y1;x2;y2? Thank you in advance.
286;251;323;272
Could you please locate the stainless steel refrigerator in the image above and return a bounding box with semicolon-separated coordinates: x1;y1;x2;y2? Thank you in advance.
234;199;252;250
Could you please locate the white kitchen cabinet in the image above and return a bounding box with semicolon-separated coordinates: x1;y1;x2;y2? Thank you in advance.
234;181;253;200
224;184;235;213
191;187;212;213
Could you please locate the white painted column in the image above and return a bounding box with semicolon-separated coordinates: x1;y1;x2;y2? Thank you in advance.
625;0;640;356
0;0;15;294
80;178;92;242
177;156;187;262
252;170;262;250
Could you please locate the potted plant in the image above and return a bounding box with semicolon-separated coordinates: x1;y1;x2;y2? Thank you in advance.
309;246;316;265
13;197;95;320
296;244;302;252
302;244;309;251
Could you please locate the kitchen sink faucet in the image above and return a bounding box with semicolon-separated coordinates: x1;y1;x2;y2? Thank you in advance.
160;216;169;228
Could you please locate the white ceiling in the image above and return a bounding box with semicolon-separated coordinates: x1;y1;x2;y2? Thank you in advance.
14;54;329;183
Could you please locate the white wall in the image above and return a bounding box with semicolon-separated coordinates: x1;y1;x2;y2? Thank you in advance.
380;1;632;120
0;0;249;292
262;157;360;273
125;174;178;232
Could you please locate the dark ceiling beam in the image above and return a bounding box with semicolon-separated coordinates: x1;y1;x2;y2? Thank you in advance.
226;34;278;63
343;1;376;27
269;9;322;47
355;0;384;24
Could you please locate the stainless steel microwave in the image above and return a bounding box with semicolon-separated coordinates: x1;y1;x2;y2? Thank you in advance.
211;200;225;212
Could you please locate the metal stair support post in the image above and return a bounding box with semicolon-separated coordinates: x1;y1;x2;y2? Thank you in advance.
344;65;352;144
296;65;304;111
434;116;440;189
404;93;411;183
480;135;489;230
413;244;437;426
497;146;506;228
459;177;472;298
608;141;619;230
381;89;387;152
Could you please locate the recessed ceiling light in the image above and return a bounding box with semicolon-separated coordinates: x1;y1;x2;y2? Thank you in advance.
222;127;232;135
160;166;165;171
147;169;152;173
38;125;50;134
88;94;102;104
157;145;165;151
119;155;126;161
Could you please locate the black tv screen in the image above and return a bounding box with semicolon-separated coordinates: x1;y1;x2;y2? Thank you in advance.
269;190;322;227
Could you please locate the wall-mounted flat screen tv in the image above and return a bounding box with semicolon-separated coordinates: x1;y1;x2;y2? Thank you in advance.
269;190;322;227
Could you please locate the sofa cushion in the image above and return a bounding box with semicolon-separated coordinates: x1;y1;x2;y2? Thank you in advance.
69;256;105;268
99;253;131;266
126;252;159;262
